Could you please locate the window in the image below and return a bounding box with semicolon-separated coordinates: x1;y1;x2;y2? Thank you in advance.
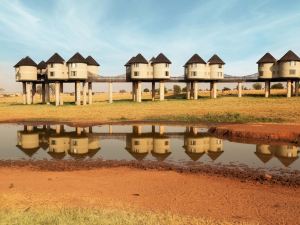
71;63;77;68
165;71;169;76
290;70;296;75
134;63;139;68
134;71;139;76
50;72;54;77
218;72;223;77
166;63;169;67
165;141;169;145
51;140;56;145
219;65;222;69
259;71;264;77
71;71;77;76
290;61;296;66
72;140;77;146
192;71;197;76
134;141;140;145
50;64;54;68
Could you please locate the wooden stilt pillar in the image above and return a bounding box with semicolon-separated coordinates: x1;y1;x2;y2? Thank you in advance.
265;81;270;98
55;82;60;106
152;82;155;101
193;82;198;100
137;82;142;103
295;81;299;96
45;83;50;104
108;82;113;103
32;83;36;104
83;82;87;105
59;82;64;105
88;82;93;104
132;82;135;101
287;80;292;98
26;82;32;105
42;83;46;104
210;82;217;99
186;82;191;100
238;82;242;98
22;82;26;104
76;81;81;105
159;81;164;101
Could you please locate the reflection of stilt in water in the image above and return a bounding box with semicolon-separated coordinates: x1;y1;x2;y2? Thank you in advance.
16;125;40;157
255;144;299;167
125;125;171;161
183;127;223;161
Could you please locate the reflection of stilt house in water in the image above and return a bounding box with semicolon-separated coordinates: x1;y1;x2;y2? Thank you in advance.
272;145;299;167
17;125;101;159
183;127;223;161
125;126;171;161
16;125;40;157
255;144;274;163
255;144;299;167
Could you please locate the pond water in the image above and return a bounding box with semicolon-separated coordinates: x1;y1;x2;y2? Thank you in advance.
0;123;299;172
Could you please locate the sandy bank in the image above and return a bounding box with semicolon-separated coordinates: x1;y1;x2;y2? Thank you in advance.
0;167;299;225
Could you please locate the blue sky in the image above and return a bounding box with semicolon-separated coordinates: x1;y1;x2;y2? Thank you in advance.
0;0;300;91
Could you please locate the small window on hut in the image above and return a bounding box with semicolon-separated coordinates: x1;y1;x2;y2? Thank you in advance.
50;72;54;77
134;71;139;76
71;71;77;76
165;71;169;76
290;70;296;75
219;65;222;69
50;64;54;68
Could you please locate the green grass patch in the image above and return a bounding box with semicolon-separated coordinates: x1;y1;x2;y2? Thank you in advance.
146;113;283;123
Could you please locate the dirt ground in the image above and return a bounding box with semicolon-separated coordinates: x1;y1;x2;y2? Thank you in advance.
211;123;300;143
0;167;299;225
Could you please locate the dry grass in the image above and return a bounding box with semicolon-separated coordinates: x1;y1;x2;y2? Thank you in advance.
0;207;255;225
0;90;298;123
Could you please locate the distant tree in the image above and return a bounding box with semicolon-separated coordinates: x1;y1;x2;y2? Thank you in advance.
271;83;284;89
243;87;248;90
119;89;126;93
143;88;150;92
173;85;181;95
252;83;262;90
222;87;231;91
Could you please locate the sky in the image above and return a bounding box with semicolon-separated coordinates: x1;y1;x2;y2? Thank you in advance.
0;0;300;92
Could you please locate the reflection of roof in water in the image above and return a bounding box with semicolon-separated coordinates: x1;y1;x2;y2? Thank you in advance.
16;145;40;157
151;151;171;161
185;151;205;161
47;151;66;160
125;148;148;161
207;151;224;161
86;148;101;158
276;156;299;167
254;152;273;164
